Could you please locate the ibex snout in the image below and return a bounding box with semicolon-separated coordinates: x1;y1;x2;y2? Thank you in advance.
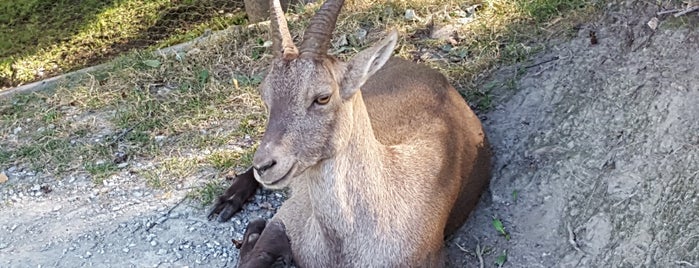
252;142;297;189
253;159;276;176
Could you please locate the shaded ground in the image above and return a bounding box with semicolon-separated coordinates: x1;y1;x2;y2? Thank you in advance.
1;1;698;268
449;2;699;267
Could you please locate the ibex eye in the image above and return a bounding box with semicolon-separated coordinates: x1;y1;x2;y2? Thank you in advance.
315;95;331;105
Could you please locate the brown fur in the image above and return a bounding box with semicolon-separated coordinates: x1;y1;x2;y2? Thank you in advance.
247;0;492;266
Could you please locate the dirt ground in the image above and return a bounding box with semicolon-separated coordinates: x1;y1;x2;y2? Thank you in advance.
449;2;699;267
1;1;697;268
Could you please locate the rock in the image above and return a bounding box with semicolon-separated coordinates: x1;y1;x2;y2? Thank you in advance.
349;28;368;47
404;9;421;21
154;135;166;143
647;17;659;30
430;24;459;45
0;173;8;184
113;151;128;164
333;34;349;49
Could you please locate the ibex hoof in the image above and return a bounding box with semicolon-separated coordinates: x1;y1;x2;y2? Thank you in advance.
208;167;260;222
238;219;293;268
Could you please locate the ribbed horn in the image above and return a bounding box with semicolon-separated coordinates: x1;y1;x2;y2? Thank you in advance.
299;0;345;58
270;0;298;60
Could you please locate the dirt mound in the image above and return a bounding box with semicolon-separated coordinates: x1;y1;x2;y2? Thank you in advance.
448;3;698;267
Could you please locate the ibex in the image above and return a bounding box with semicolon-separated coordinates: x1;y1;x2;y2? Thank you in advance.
209;0;492;266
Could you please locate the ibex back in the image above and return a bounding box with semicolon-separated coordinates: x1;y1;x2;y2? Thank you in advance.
217;0;492;266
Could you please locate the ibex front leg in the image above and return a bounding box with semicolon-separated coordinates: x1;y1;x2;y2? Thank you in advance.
208;167;260;222
238;219;293;268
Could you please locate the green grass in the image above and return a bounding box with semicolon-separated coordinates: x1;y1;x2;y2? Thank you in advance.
516;0;589;22
207;148;256;171
1;0;247;89
85;161;119;184
189;180;227;205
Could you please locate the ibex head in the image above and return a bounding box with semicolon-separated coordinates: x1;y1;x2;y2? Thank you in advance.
251;0;398;188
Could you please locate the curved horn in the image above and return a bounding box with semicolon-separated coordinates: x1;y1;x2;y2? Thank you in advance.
299;0;345;58
270;0;298;60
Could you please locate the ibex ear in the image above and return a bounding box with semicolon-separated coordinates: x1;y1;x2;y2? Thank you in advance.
340;30;398;99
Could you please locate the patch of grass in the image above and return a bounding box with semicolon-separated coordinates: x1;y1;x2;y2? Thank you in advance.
207;148;256;171
1;0;247;89
85;161;118;184
142;156;200;189
0;92;43;120
237;114;267;137
11;131;74;172
465;89;494;111
659;14;699;30
208;151;239;171
494;250;508;267
0;149;10;164
516;0;589;23
189;180;226;206
143;169;166;189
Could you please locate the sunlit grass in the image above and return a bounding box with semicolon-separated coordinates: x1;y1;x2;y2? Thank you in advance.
1;0;246;89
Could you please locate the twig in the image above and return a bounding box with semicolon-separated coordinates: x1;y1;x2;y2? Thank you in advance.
675;260;696;267
108;122;142;147
532;65;554;77
675;6;699;17
632;31;656;52
454;242;469;253
657;8;683;15
566;222;586;254
146;196;187;232
475;240;485;268
524;56;559;69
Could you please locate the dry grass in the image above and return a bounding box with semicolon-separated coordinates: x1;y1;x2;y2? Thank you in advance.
0;0;599;202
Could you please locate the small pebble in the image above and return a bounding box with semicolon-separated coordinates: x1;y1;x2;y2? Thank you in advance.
122;248;129;253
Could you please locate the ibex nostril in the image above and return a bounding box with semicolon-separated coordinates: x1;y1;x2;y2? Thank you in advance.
254;160;277;175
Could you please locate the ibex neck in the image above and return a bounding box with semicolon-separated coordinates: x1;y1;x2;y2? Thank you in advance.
307;92;390;235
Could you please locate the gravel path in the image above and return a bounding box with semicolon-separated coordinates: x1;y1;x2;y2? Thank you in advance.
0;167;285;267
